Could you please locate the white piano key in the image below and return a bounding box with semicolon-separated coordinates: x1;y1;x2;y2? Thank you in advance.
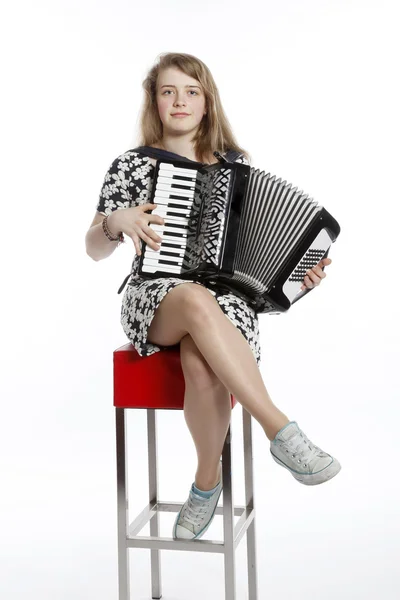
159;162;199;176
158;172;197;183
155;217;190;227
157;176;195;189
154;234;188;244
142;263;182;274
152;224;188;235
143;257;184;267
144;256;184;264
156;216;190;226
155;191;194;203
145;247;185;257
143;257;184;266
153;189;194;200
154;241;187;250
154;206;190;216
156;183;194;198
154;210;190;222
153;195;193;207
158;167;197;181
158;167;198;179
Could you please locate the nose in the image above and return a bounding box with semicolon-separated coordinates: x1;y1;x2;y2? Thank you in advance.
173;90;187;107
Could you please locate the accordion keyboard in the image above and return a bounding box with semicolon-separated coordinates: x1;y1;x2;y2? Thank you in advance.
141;162;199;274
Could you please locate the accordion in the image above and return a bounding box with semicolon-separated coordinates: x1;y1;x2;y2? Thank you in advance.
134;156;340;314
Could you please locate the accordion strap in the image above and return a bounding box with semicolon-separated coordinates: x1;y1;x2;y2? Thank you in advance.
132;146;202;164
132;145;243;164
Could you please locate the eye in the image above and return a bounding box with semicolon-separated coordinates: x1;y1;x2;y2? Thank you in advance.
188;90;198;96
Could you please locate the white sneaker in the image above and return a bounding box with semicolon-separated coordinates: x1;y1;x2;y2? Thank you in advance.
270;421;341;485
173;464;223;540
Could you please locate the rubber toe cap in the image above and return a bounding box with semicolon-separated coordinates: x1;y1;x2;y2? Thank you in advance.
175;524;195;539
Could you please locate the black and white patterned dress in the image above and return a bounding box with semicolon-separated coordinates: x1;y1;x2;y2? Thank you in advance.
96;147;261;366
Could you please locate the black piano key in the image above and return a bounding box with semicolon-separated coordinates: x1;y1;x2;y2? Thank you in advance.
158;210;189;219
161;241;186;250
171;183;195;191
154;235;188;245
145;258;182;266
163;231;186;238
170;174;197;182
166;194;193;201
155;193;193;204
168;202;191;209
167;212;189;219
157;250;184;258
163;222;188;230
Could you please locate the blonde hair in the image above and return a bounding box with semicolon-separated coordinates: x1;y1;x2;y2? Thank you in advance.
138;52;250;164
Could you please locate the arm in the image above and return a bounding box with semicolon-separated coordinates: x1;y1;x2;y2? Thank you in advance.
86;152;133;261
85;210;122;262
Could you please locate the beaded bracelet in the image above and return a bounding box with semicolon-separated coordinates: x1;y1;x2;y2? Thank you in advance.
102;215;125;246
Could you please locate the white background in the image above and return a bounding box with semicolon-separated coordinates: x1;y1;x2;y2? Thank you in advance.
1;0;399;598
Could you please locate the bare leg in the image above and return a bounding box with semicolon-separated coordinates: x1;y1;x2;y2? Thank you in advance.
180;334;230;490
147;283;290;440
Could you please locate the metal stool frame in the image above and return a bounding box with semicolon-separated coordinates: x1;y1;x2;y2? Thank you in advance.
116;404;258;599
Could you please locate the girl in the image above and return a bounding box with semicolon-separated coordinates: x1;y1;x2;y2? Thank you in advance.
85;52;341;541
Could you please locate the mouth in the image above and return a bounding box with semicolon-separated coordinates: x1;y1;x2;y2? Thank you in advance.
171;113;190;117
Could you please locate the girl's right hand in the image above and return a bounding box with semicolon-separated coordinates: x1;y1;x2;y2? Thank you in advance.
108;204;165;256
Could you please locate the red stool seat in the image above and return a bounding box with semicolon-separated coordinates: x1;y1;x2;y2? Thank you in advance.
113;342;237;410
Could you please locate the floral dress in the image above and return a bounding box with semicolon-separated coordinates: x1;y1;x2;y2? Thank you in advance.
96;147;261;366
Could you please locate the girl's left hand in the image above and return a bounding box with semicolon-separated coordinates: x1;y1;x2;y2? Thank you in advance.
301;257;332;291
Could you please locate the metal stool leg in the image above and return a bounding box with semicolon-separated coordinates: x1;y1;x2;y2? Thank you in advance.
147;409;162;599
116;404;258;600
243;406;258;600
222;421;236;599
116;408;130;600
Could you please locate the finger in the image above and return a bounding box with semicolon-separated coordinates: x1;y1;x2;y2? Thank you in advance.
306;269;321;285
303;274;315;289
137;220;162;243
148;214;165;226
319;257;332;267
130;233;142;256
144;223;163;243
134;222;162;248
311;265;326;279
140;230;161;251
139;203;158;214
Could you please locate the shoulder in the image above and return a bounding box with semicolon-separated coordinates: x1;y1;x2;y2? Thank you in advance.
108;149;154;170
102;150;157;182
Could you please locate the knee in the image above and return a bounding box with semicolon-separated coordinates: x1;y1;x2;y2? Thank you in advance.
179;284;217;326
180;334;224;393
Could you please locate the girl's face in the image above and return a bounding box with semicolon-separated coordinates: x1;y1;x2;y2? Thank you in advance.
156;67;207;136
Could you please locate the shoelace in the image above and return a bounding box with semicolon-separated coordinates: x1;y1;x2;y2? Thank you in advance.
282;431;324;469
182;490;214;527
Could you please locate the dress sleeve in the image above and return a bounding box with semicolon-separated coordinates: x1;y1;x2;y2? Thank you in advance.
96;153;133;216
